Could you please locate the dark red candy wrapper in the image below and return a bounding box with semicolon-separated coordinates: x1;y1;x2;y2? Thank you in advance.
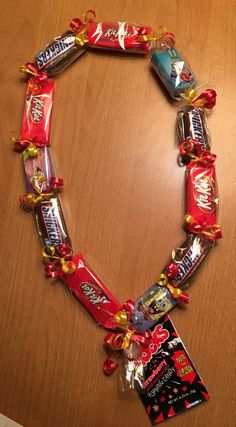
136;315;210;424
20;77;54;146
185;159;221;240
75;20;153;53
61;254;121;329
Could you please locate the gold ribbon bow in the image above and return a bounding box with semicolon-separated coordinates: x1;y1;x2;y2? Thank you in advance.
73;10;95;46
26;171;53;205
109;311;133;350
185;214;222;239
139;26;167;42
22;143;41;161
42;245;76;275
157;273;183;300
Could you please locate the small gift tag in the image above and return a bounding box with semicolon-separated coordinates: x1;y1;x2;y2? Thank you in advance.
135;315;209;424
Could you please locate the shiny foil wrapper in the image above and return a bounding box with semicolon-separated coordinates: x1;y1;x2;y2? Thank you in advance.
164;234;213;288
35;196;71;247
20;78;54;145
186;161;218;231
85;21;153;53
23;146;54;194
130;284;176;333
177;106;210;163
36;31;85;75
61;255;121;329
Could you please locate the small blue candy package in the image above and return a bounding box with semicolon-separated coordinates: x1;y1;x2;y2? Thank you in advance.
151;36;196;100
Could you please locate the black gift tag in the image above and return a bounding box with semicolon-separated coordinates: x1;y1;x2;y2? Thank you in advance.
136;315;209;424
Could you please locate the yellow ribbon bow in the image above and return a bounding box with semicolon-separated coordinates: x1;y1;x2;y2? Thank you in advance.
26;171;52;205
22;143;41;161
73;10;95;46
157;273;183;300
139;26;167;42
42;245;76;275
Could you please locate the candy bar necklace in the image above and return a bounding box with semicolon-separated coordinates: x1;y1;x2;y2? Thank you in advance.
14;11;221;425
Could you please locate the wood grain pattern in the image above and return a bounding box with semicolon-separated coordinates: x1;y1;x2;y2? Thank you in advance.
1;1;236;426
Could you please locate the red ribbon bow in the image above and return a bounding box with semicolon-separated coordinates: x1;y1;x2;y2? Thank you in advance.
165;262;180;278
185;216;222;240
42;243;78;277
46;177;64;191
70;10;96;32
102;301;152;376
13;138;46;153
190;89;217;109
20;63;48;83
180;141;217;165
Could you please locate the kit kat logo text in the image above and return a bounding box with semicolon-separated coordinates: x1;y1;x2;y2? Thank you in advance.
104;25;130;40
30;96;44;123
80;282;110;306
194;176;214;213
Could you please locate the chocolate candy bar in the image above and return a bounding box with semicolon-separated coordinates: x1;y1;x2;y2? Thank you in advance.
151;47;196;99
20;78;54;145
164;234;213;288
130;284;176;333
61;254;121;329
77;21;153;53
185;160;219;236
136;315;210;424
36;31;85;75
177;106;210;151
23;146;54;194
35;196;71;246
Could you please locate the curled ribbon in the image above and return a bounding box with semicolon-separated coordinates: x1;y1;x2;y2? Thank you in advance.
103;302;152;375
70;10;95;46
20;172;63;210
22;144;41;161
42;243;77;277
46;177;64;191
179;141;217;165
20;63;48;83
185;88;217;109
103;358;118;376
139;27;175;47
19;171;53;210
185;214;222;240
157;273;189;303
12;137;46;152
165;262;180;278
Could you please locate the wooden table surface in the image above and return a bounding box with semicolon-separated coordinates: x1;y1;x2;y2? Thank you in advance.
1;1;236;426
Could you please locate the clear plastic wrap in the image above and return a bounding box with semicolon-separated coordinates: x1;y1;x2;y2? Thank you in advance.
151;39;196;99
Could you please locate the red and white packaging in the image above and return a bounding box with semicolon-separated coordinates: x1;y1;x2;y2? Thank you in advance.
73;20;153;53
185;159;221;238
61;254;121;329
20;78;54;145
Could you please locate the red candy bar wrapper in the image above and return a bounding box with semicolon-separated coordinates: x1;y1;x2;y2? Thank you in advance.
23;146;54;194
136;315;210;424
84;21;152;52
185;161;219;237
61;254;121;329
20;78;54;145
